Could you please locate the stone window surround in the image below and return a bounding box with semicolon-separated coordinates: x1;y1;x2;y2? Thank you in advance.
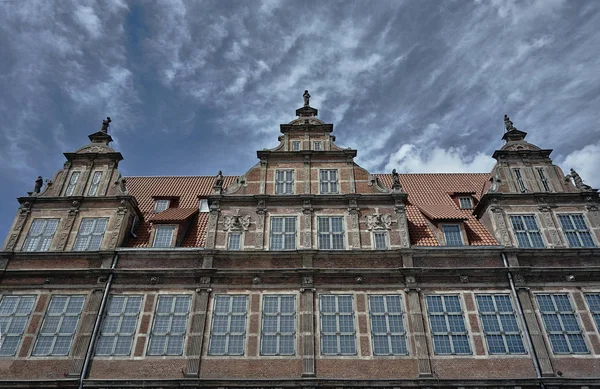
424;292;473;356
555;212;597;248
512;168;528;193
64;171;81;196
474;293;527;355
274;169;295;195
22;218;60;252
315;214;347;250
207;294;249;356
95;294;144;357
87;171;103;196
507;212;547;248
318;169;340;195
145;294;193;357
72;217;109;251
371;230;389;250
317;293;357;356
267;214;299;251
291;140;301;151
227;231;243;250
367;293;409;356
0;294;37;357
259;294;297;356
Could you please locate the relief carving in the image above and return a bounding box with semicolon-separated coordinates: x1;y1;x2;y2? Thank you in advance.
366;208;392;230
492;207;512;246
302;210;312;248
255;213;265;249
223;210;250;231
586;205;600;226
394;203;410;248
5;234;19;251
108;202;128;248
56;208;79;251
539;206;561;246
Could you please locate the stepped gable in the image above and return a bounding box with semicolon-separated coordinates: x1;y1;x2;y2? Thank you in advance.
377;173;498;246
124;175;237;247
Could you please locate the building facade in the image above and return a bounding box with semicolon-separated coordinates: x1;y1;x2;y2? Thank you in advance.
1;96;600;389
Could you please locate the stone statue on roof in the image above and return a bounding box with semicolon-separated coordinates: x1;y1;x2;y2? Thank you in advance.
101;117;111;133
215;170;224;187
33;176;43;194
566;168;593;191
303;90;310;107
392;169;401;190
504;114;515;131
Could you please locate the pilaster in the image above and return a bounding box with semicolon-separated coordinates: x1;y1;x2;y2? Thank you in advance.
68;288;103;376
302;198;313;249
3;201;32;251
538;206;563;247
394;200;410;248
491;205;512;246
185;281;212;377
304;155;311;194
300;279;315;377
348;197;361;249
254;199;267;249
55;201;81;251
204;200;220;250
405;278;432;376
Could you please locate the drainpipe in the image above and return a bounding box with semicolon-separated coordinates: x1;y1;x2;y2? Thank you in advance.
502;252;544;388
78;252;118;389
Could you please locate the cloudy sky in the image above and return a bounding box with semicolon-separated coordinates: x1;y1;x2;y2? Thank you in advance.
1;0;599;239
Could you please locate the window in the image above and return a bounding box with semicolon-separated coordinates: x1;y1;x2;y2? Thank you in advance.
373;231;388;250
64;171;80;196
369;295;407;355
317;216;345;250
87;171;102;196
32;295;85;356
458;197;473;209
537;168;550;192
292;141;301;151
426;295;471;355
199;199;209;212
96;295;142;356
153;225;175;248
313;141;322;151
261;295;296;355
154;199;170;213
270;217;296;250
0;295;36;356
319;295;355;355
209;295;248;355
227;232;241;250
73;218;108;251
22;219;59;252
509;215;544;248
275;169;294;194
475;295;525;354
585;293;600;332
557;214;595;248
147;295;191;356
536;294;587;354
513;169;527;192
442;224;463;246
319;169;339;194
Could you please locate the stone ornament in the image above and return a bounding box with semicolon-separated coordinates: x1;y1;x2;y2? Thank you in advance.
565;168;594;191
366;208;392;230
223;210;250;231
302;276;313;286
303;90;310;106
101;117;111;133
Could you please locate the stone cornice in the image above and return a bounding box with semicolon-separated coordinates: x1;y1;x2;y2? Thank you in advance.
474;191;600;217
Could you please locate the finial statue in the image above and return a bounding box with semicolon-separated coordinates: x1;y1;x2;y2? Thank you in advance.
566;168;592;191
391;169;401;189
101;117;112;133
504;114;515;131
33;176;43;194
215;170;224;187
303;90;311;107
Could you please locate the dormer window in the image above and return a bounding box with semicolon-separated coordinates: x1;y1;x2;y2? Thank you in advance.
313;141;322;151
458;197;473;209
154;199;170;213
292;141;301;151
442;224;463;246
153;225;175;248
65;171;80;196
199;199;209;212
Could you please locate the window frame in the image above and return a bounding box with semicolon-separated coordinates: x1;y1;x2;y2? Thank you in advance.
227;232;242;250
32;295;86;356
152;225;176;248
87;171;103;196
513;168;527;192
556;213;596;248
72;218;108;251
319;169;339;195
199;198;209;213
318;294;356;356
95;295;143;356
317;216;345;250
154;199;170;213
313;141;322;151
475;294;526;355
22;218;60;252
146;295;191;356
442;224;464;247
64;171;81;196
372;230;388;250
535;293;588;354
458;196;473;209
536;167;551;192
509;214;545;248
0;295;36;356
425;294;472;355
208;294;249;356
368;294;408;356
260;294;296;356
291;140;301;151
269;216;297;250
274;169;295;195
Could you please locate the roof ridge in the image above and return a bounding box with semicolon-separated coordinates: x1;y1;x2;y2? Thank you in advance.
125;175;239;178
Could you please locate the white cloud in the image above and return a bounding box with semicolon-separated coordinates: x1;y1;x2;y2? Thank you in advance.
74;5;102;38
560;143;600;189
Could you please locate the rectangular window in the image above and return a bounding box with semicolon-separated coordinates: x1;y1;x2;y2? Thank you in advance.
87;171;103;196
536;294;587;354
319;295;356;355
458;197;473;209
275;169;294;194
209;295;248;356
584;293;600;332
32;295;85;356
373;231;388;250
199;198;209;212
317;216;345;250
475;294;525;354
369;295;407;355
319;169;339;194
442;224;463;246
261;295;296;355
96;295;143;356
513;169;527;192
73;218;108;251
557;214;595;248
147;295;191;356
154;199;170;213
426;295;471;355
537;168;550;192
227;232;241;250
270;217;297;250
313;141;322;151
0;295;36;356
153;225;175;248
509;215;544;248
64;171;80;196
22;218;59;252
292;140;301;151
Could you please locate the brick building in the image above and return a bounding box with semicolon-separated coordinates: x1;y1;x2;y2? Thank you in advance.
1;94;600;389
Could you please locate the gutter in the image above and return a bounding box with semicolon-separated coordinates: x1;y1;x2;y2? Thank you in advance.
501;252;544;388
78;252;118;389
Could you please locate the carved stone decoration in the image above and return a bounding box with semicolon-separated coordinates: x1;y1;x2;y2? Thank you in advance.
223;211;250;232
460;275;469;283
109;201;128;249
565;168;594;191
366;208;392;231
302;199;313;248
394;202;411;248
4;234;19;251
56;207;80;251
199;276;211;285
348;198;361;249
115;174;128;195
302;276;313;286
205;209;219;250
405;275;416;284
586;205;600;225
368;174;392;193
255;200;266;249
491;207;512;246
252;276;261;284
538;206;562;247
149;276;159;285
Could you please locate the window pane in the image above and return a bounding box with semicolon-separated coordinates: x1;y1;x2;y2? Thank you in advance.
148;295;190;356
33;295;85;356
320;295;355;355
209;295;248;356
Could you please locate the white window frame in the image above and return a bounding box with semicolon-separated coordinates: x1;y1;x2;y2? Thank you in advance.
32;295;86;356
147;295;191;356
319;294;356;355
152;225;176;248
22;218;60;252
475;294;526;355
368;294;408;355
72;218;108;251
458;196;473;209
291;140;301;151
64;171;80;196
442;224;464;247
0;295;36;356
87;171;103;196
313;141;322;151
372;231;388;250
425;294;471;355
556;214;596;248
269;216;297;250
208;295;248;356
317;216;345;250
227;232;242;250
95;295;143;356
260;294;296;356
536;167;551;192
509;214;545;248
535;293;588;354
275;169;294;195
319;169;339;194
154;199;170;213
199;199;209;212
513;168;527;192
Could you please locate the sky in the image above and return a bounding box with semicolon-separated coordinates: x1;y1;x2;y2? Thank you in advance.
1;0;599;240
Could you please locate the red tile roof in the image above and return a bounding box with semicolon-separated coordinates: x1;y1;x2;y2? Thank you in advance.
150;207;198;223
124;173;498;248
